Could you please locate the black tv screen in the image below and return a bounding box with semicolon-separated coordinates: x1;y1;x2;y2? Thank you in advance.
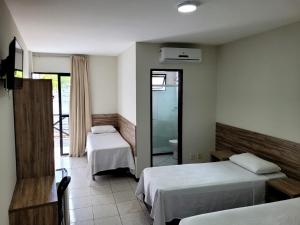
6;37;23;90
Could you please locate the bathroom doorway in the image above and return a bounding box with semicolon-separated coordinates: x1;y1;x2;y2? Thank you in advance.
150;69;183;167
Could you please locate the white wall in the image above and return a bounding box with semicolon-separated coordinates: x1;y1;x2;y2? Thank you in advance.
135;43;217;176
217;22;300;143
117;44;136;124
33;54;71;73
33;54;118;114
89;55;118;114
0;0;29;224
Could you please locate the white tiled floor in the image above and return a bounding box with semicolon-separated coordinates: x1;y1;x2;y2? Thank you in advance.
153;155;177;167
56;156;152;225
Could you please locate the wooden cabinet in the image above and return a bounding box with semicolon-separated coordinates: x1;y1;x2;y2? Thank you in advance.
9;177;58;225
10;79;58;225
13;79;54;179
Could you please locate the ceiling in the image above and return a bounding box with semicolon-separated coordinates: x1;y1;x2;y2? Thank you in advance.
5;0;300;55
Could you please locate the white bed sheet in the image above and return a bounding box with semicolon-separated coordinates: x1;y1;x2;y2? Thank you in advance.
86;132;135;177
180;197;300;225
135;161;286;225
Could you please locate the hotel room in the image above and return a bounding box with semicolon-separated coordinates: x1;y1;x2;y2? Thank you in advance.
0;0;300;225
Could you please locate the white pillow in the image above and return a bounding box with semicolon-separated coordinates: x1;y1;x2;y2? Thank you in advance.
91;125;116;134
229;153;281;174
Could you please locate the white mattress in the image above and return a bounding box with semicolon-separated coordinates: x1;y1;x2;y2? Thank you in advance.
86;132;135;177
180;197;300;225
135;161;286;225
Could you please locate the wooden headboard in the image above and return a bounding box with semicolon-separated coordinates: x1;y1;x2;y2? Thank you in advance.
92;114;136;156
92;114;119;128
216;123;300;180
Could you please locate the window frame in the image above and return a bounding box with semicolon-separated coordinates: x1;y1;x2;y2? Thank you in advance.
152;74;166;91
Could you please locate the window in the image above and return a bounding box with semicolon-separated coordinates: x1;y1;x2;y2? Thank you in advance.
32;73;71;156
15;70;23;78
152;74;166;91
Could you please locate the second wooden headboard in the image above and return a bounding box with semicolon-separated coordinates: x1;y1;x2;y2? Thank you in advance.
216;122;300;180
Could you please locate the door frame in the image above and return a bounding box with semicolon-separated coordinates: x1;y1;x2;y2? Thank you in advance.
150;69;183;166
31;72;70;156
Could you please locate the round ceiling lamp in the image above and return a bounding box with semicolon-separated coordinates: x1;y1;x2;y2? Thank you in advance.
177;0;201;13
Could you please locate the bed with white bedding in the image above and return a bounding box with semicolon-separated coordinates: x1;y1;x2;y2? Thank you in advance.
135;160;286;225
86;131;135;178
180;197;300;225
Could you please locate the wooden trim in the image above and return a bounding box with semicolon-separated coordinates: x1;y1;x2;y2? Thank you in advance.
216;122;300;180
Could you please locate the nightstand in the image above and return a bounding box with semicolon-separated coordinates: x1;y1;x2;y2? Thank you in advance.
266;178;300;202
211;150;235;162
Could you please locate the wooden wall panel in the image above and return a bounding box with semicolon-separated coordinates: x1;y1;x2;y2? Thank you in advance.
118;115;136;156
13;79;54;179
92;114;119;128
216;122;300;180
92;114;136;156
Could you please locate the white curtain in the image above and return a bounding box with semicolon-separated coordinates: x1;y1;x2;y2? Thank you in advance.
69;55;91;157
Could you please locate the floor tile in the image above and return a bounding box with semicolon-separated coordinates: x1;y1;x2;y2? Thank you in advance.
117;200;142;215
153;155;177;167
120;212;152;225
111;182;132;193
144;211;153;225
137;199;148;212
91;194;115;206
129;180;138;192
113;190;136;203
94;216;122;225
128;178;137;184
57;156;153;224
110;177;130;185
69;207;93;223
69;196;92;209
58;156;88;169
69;180;90;189
90;175;111;186
70;220;95;225
90;185;112;195
93;204;119;219
69;187;90;198
69;167;88;175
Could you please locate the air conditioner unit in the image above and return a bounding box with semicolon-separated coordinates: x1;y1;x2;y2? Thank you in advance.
160;47;202;63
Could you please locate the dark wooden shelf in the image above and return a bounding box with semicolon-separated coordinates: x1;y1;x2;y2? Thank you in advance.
9;176;57;211
267;178;300;199
211;150;235;161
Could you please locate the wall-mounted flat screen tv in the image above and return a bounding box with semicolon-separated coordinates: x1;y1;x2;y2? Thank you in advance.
6;37;24;90
0;37;24;90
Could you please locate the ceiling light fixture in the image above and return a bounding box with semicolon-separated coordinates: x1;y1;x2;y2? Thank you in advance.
177;0;200;13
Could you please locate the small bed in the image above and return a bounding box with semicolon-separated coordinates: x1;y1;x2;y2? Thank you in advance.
86;126;135;179
135;153;286;225
180;197;300;225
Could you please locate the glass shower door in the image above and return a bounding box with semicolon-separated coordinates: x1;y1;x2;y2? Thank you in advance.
151;70;182;167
